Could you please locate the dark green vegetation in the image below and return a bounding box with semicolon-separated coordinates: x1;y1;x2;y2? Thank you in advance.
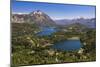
11;23;96;66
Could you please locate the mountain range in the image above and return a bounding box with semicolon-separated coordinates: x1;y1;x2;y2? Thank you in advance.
12;10;55;27
55;18;96;28
12;10;96;28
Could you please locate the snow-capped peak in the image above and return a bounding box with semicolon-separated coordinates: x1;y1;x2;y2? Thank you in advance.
33;10;43;15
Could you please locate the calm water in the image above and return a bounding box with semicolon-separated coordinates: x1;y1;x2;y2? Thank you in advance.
37;27;82;51
51;40;82;51
37;27;57;36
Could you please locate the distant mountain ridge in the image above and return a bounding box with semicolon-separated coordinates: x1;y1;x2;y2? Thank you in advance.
55;18;96;28
12;10;96;28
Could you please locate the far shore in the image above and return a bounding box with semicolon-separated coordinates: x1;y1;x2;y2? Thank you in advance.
67;37;80;40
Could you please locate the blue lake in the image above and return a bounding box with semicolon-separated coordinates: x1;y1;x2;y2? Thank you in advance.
51;40;82;51
37;27;82;51
37;27;57;36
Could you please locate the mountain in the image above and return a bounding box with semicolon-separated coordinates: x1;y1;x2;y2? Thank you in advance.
12;14;31;23
29;10;56;27
55;19;72;25
12;10;56;27
55;18;96;28
12;10;96;28
66;23;89;32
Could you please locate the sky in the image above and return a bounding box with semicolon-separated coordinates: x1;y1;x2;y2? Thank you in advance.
12;0;96;20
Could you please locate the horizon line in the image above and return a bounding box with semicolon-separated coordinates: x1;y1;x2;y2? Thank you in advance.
12;12;95;20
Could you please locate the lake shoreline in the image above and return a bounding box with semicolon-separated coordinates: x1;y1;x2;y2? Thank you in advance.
67;37;80;40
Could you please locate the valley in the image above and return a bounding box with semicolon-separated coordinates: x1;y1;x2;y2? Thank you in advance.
11;10;96;66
